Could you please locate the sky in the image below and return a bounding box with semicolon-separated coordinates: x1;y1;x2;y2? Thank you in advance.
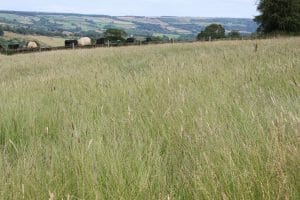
0;0;258;18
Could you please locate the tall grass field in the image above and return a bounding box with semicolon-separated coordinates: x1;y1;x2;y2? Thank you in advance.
0;38;299;199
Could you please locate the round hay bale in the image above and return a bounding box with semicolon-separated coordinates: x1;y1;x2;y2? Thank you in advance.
27;41;38;49
78;37;92;46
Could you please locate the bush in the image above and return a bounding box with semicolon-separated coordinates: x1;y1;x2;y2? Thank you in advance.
228;30;241;39
0;26;4;36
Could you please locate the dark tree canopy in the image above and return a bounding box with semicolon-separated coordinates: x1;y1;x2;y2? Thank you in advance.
0;26;4;36
197;24;225;40
255;0;300;33
103;28;127;41
228;30;241;38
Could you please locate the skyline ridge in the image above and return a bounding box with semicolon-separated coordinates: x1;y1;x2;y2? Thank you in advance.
0;9;255;19
0;0;258;18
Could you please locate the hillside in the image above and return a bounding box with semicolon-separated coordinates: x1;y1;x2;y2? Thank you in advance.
0;38;299;199
0;10;257;39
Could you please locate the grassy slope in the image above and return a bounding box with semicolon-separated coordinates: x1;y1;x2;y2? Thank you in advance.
0;39;299;199
3;31;65;47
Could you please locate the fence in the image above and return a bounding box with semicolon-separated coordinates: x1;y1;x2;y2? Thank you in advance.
0;36;272;56
0;41;175;55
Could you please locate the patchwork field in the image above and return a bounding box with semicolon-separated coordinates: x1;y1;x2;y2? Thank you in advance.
0;11;257;38
0;38;299;199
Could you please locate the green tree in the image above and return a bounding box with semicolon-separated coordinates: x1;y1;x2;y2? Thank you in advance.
228;30;241;38
0;26;4;36
197;24;225;41
104;28;127;41
255;0;300;34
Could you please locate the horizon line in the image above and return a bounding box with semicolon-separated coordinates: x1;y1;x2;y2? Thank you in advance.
0;9;255;19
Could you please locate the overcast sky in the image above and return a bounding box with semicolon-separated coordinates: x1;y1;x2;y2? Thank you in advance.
0;0;258;18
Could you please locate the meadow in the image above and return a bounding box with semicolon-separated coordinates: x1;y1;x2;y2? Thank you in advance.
0;38;299;199
3;32;66;47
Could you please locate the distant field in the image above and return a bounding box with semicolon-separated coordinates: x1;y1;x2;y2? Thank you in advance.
153;33;181;39
3;31;66;47
0;10;257;37
0;38;299;199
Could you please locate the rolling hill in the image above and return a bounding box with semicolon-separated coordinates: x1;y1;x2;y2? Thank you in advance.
0;10;257;39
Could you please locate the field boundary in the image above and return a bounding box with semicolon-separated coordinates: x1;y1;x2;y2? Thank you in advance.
0;36;286;56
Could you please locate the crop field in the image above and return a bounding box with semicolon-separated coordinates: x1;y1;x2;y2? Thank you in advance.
0;38;299;199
